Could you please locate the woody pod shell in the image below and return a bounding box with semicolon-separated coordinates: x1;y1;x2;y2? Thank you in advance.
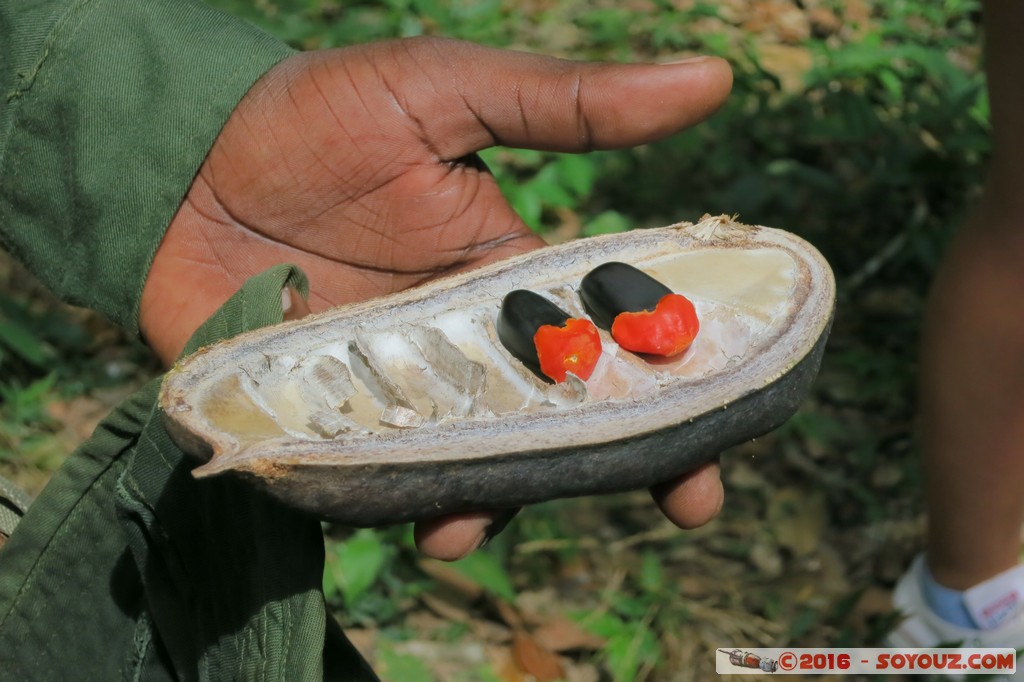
160;216;836;526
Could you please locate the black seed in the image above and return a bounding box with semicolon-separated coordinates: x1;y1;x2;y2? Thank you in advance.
497;290;571;375
579;262;672;329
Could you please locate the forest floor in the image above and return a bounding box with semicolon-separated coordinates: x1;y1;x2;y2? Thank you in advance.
0;0;991;679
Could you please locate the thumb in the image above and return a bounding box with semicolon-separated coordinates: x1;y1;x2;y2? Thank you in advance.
363;37;733;159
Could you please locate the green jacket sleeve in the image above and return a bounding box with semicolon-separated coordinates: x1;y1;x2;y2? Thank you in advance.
0;265;380;681
0;0;295;332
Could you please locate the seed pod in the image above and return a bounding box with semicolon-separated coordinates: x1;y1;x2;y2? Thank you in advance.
497;290;601;382
159;217;836;528
580;261;699;357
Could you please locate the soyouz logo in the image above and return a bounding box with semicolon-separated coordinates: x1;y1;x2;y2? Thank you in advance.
715;648;1017;675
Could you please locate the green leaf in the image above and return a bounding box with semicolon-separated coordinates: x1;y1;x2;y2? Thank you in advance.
639;551;664;594
583;210;630;237
326;529;388;606
398;14;424;38
530;183;575;209
452;665;503;682
510;186;543;231
605;628;658;682
970;88;990;127
448;549;515;601
610;594;650;619
574;610;630;639
322;555;339;601
877;68;903;100
784;410;846;444
788;607;820;638
0;319;47;366
505;148;544;167
0;373;58;426
411;0;443;19
17;372;57;404
556;154;597;198
377;643;436;682
575;611;659;681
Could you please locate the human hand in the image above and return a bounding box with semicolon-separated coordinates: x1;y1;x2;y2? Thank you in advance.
141;37;732;559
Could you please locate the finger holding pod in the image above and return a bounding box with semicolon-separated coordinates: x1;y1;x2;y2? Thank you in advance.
497;290;602;383
579;261;699;357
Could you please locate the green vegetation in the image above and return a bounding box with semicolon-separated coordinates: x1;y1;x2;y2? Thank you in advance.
0;0;990;679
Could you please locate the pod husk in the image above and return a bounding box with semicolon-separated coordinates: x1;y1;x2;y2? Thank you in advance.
160;216;835;526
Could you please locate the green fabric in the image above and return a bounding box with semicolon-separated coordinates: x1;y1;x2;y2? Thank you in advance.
0;0;295;332
0;266;380;681
0;475;31;537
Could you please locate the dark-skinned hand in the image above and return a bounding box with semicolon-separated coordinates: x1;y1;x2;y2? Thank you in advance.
140;37;732;560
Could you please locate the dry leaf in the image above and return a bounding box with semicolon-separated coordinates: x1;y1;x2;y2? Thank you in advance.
516;588;560;625
871;464;904;489
512;632;566;682
417;559;485;600
494;599;526;630
533;615;606;652
808;6;841;35
344;628;377;662
420;591;474;624
756;44;814;94
47;394;121;443
564;661;600;682
725;461;768;490
768;488;827;557
749;541;785;578
471;618;514;645
492;646;528;682
852;585;899;622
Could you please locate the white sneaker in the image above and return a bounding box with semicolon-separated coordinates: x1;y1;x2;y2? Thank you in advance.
887;555;1024;679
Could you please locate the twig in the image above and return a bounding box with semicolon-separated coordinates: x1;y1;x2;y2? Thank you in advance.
514;537;599;554
514;522;683;556
843;200;927;295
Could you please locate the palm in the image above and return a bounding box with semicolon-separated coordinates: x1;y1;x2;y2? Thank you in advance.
207;52;544;294
169;50;541;321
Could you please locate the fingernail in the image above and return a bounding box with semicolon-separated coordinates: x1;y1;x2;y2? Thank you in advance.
659;55;713;66
281;287;293;315
480;508;521;547
466;527;489;556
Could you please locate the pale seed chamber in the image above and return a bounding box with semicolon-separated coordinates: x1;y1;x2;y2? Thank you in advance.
160;216;836;525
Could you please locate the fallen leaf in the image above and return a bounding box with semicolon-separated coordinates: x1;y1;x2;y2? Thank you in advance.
756;43;814;94
533;615;606;652
344;627;377;662
515;588;560;625
768;488;827;557
471;618;514;645
420;591;474;624
564;661;600;682
417;558;485;600
749;541;785;578
394;639;487;666
512;632;565;682
494;598;526;630
852;585;899;622
871;462;904;488
492;646;527;682
725;461;768;490
47;395;115;444
405;610;456;637
808;6;841;35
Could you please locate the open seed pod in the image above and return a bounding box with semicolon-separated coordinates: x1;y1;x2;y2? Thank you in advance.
160;215;835;526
